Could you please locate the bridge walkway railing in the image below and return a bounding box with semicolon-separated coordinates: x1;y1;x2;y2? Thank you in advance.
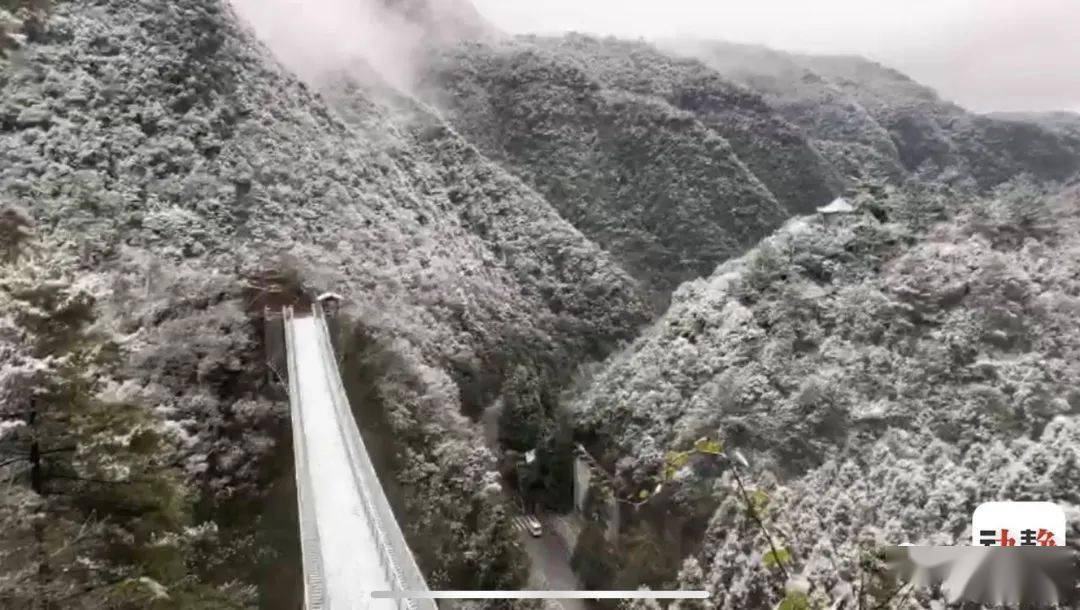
284;305;328;609
287;303;437;610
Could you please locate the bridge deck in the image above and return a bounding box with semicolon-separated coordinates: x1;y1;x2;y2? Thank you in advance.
291;315;394;609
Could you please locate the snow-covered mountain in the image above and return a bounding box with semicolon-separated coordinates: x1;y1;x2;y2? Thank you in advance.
2;0;1079;607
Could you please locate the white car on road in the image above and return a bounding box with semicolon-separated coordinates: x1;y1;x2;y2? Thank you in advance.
525;515;543;537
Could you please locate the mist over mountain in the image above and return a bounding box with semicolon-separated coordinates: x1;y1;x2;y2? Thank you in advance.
421;36;801;303
418;29;1080;305
1;0;646;602
472;0;1080;115
2;0;1079;607
228;0;493;91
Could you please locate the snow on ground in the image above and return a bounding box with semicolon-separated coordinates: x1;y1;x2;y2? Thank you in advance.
292;316;395;609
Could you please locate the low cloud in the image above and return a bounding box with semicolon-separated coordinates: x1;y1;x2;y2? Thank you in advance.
228;0;426;91
229;0;1080;113
472;0;1080;113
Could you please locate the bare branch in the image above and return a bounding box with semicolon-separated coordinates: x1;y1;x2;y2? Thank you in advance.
47;473;143;486
0;455;28;469
728;454;790;583
49;510;99;559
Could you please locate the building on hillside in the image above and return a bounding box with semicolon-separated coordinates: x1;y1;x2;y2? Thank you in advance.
317;291;344;314
817;196;855;219
316;292;345;356
817;196;857;227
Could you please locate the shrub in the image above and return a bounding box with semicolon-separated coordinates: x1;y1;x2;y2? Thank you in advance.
966;177;1056;248
0;205;33;262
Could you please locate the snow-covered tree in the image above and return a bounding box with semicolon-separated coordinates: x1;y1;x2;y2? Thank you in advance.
498;365;548;452
0;246;244;607
0;205;32;262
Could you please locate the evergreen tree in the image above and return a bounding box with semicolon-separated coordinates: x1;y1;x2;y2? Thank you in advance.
0;205;33;262
671;557;712;610
571;522;616;591
497;365;547;452
613;523;683;592
0;244;241;608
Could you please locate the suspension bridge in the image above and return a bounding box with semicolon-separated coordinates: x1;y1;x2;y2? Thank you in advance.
275;301;436;610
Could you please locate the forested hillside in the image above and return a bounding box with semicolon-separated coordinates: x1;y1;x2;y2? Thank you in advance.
422;33;1080;305
991;110;1080;145
569;179;1080;607
670;40;1080;190
661;40;908;183
421;35;839;303
3;0;1080;607
0;0;649;604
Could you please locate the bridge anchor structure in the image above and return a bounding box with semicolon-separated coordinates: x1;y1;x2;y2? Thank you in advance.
278;302;437;610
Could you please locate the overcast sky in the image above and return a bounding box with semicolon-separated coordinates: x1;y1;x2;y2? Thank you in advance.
472;0;1080;114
